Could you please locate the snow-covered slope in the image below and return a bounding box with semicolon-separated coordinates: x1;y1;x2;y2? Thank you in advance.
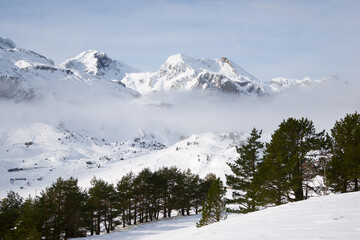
73;191;360;240
0;37;140;101
0;122;168;197
121;54;267;95
0;127;244;198
60;50;139;81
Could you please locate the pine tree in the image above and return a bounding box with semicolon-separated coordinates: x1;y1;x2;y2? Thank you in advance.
156;166;181;218
257;118;326;204
0;191;23;239
327;112;360;192
181;169;198;216
116;172;135;227
196;177;226;227
190;173;203;215
133;168;153;223
37;177;87;239
88;177;118;234
4;197;42;240
226;128;263;213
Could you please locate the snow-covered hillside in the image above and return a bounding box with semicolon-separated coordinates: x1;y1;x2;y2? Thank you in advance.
121;54;267;95
73;191;360;240
0;124;244;198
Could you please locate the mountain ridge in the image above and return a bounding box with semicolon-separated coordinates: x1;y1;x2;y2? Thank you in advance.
121;53;268;95
0;37;140;101
0;36;343;101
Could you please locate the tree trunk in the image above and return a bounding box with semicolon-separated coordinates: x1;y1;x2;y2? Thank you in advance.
294;177;304;201
163;199;167;218
342;180;348;193
168;208;172;218
90;214;94;235
96;215;100;235
354;179;358;191
122;209;126;228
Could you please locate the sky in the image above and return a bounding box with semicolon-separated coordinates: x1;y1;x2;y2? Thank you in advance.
1;0;360;82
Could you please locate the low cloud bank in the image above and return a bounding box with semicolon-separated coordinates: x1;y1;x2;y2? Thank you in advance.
1;81;359;143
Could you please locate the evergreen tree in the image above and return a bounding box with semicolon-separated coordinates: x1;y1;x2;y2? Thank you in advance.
257;118;326;204
196;177;226;227
226;128;263;213
88;177;118;234
190;173;203;215
0;191;23;240
4;197;41;240
156;166;180;218
327;112;360;192
37;177;87;239
148;169;163;221
116;172;135;227
133;168;153;223
180;169;198;216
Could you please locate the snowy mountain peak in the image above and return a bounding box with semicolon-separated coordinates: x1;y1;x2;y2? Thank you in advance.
122;54;266;95
60;50;139;80
165;53;189;64
162;53;223;73
61;49;112;76
0;37;17;49
219;57;236;72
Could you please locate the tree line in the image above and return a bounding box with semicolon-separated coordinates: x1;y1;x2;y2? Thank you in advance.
226;112;360;213
0;167;219;240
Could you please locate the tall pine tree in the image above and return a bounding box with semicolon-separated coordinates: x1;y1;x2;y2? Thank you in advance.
196;177;226;227
327;112;360;192
226;128;263;213
0;191;23;239
258;118;326;204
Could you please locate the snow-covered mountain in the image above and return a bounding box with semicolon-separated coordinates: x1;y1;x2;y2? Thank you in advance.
267;74;342;93
60;50;139;81
121;54;267;95
0;37;140;101
1;36;342;100
121;53;342;96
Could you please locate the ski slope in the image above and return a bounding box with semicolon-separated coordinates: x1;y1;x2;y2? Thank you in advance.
72;191;360;240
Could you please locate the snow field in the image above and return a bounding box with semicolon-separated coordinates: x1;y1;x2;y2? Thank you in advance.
72;191;360;240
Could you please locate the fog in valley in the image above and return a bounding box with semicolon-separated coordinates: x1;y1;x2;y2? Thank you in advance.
1;79;358;144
